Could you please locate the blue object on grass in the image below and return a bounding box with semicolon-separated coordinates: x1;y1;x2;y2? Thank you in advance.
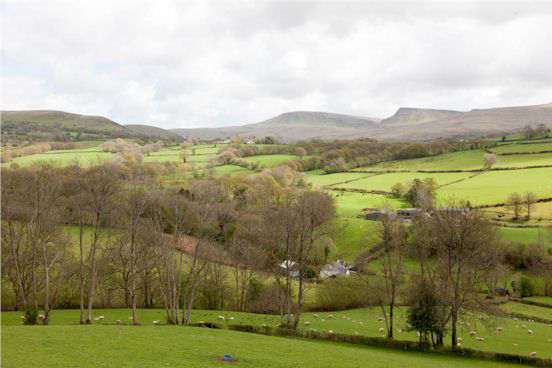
224;354;232;361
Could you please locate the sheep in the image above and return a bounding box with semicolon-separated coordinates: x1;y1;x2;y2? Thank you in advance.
475;337;485;341
97;315;104;321
217;315;225;321
304;321;310;326
327;314;334;319
378;317;384;322
115;320;122;325
354;331;359;335
128;317;133;320
38;314;45;319
529;352;537;357
93;317;100;321
153;320;160;325
528;329;533;335
457;343;461;347
198;320;205;324
313;314;319;318
513;343;518;347
228;317;234;321
416;332;421;337
262;323;266;327
457;337;463;342
20;316;25;320
513;317;518;321
548;338;552;343
522;324;527;328
328;330;333;334
469;331;477;337
496;327;503;332
379;327;385;333
321;319;325;322
359;322;364;325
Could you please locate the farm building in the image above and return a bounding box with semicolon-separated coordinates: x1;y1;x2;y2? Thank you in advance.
364;210;397;221
279;260;300;278
397;208;421;219
320;259;352;279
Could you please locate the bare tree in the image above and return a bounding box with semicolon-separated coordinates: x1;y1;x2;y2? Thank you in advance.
483;152;498;170
523;191;537;220
506;192;523;220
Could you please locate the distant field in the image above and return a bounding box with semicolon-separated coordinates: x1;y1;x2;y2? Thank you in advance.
305;170;376;187
2;151;112;167
1;325;517;368
438;168;552;205
498;302;552;321
362;150;552;171
491;142;552;154
243;154;300;168
338;172;472;192
497;227;552;248
214;164;253;175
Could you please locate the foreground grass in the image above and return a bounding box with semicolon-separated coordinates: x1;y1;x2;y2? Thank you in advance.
1;325;529;368
525;297;552;305
3;308;551;359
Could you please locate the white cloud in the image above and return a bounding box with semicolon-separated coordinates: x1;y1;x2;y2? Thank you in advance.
1;0;551;129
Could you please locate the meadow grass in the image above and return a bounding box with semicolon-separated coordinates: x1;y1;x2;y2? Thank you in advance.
214;164;254;175
1;324;522;368
491;142;552;154
525;297;552;305
497;227;552;249
305;170;378;187
2;151;113;167
243;154;300;168
2;307;551;361
361;150;552;171
438;168;552;205
498;302;552;321
339;172;473;192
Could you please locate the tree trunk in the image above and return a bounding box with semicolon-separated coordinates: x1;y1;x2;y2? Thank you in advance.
388;302;394;339
131;231;137;325
451;309;458;349
79;221;85;324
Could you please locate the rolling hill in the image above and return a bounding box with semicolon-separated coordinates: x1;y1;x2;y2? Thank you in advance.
171;111;381;142
125;124;184;142
1;110;182;142
172;102;552;142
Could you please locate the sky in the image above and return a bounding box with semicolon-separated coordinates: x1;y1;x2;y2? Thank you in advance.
1;0;552;129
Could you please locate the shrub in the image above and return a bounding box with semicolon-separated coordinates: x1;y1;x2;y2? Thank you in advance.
23;307;38;325
519;276;535;297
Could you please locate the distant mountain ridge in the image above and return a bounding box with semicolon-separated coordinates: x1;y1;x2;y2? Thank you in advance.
171;102;552;141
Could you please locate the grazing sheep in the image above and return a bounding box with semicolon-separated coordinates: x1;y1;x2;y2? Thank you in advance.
475;337;485;341
321;319;325;322
529;352;537;357
328;330;333;334
378;317;384;322
304;321;310;326
417;332;421;337
115;320;122;325
97;316;104;321
153;320;160;325
359;322;364;325
327;315;334;319
313;314;319;318
528;329;533;335
217;316;225;321
513;317;518;321
38;314;45;319
513;343;518;347
457;337;462;342
457;343;461;347
496;327;503;332
522;324;527;328
310;328;317;332
262;323;266;327
93;317;99;321
229;317;234;321
548;338;552;343
469;331;477;337
354;331;359;335
198;320;205;324
128;317;133;320
379;327;385;333
20;316;25;320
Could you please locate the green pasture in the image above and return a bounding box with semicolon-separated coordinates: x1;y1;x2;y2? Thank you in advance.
1;324;520;368
497;227;552;248
361;150;552;171
498;302;552;321
2;151;112;167
438;168;552;205
214;164;254;175
338;172;472;192
2;307;551;361
525;297;552;305
243;154;300;168
491;142;552;154
305;170;377;187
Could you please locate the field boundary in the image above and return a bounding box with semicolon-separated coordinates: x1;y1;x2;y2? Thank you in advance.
350;165;552;174
189;322;552;367
512;299;552;310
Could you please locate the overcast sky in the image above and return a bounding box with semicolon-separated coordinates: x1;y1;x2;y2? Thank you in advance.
1;0;551;129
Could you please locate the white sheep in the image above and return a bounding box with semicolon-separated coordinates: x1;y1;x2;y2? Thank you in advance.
38;314;45;319
359;321;364;325
128;317;133;320
228;317;234;321
457;337;462;342
469;331;477;337
475;337;485;341
97;315;104;321
304;321;310;326
115;320;122;325
522;324;527;328
513;343;518;347
548;338;552;343
262;323;266;327
457;342;461;347
328;330;333;334
313;314;319;318
198;320;205;324
20;316;25;320
321;319;325;322
496;327;503;332
217;315;225;321
354;331;359;335
379;327;385;333
529;352;537;357
153;320;160;325
528;329;533;335
327;314;334;319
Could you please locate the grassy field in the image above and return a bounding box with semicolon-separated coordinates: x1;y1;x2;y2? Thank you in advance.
2;307;551;361
361;150;552;171
305;170;379;187
243;154;300;168
491;142;552;154
214;164;254;175
438;168;552;205
498;302;552;320
1;325;523;368
497;227;552;248
525;297;552;305
338;172;473;192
